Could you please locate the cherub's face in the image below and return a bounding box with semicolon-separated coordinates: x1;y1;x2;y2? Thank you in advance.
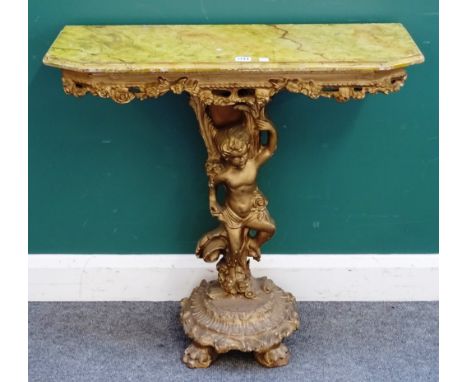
228;152;248;169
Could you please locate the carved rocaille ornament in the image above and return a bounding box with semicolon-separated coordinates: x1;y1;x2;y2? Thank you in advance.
181;278;299;368
61;68;408;105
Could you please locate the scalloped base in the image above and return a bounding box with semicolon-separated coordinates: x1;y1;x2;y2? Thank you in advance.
180;277;299;368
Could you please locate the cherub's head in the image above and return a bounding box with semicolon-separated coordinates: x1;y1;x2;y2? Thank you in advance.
218;124;250;169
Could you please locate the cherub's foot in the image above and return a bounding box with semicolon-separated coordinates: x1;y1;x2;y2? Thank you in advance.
247;238;261;261
254;343;290;367
182;342;218;368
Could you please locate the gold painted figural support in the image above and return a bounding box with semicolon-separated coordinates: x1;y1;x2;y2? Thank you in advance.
181;95;299;368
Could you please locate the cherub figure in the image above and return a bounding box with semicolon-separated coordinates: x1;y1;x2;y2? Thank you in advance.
194;102;278;297
209;119;277;261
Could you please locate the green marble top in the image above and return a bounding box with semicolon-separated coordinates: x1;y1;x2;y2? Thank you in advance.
43;24;423;73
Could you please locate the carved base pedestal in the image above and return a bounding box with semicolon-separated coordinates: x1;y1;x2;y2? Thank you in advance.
180;277;300;368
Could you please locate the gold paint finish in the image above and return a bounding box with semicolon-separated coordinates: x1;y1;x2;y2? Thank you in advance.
181;277;299;368
43;23;424;368
192;100;277;297
60;68;409;104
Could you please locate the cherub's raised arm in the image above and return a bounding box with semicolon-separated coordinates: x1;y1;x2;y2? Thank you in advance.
255;119;277;166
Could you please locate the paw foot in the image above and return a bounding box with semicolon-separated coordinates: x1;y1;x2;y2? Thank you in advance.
182;342;217;368
254;343;290;368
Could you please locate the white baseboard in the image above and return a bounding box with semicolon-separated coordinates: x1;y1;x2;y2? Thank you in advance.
28;254;438;302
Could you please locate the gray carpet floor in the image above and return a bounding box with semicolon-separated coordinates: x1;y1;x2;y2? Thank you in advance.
29;302;438;382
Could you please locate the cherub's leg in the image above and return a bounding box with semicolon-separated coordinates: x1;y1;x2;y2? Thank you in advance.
253;222;276;247
222;226;243;284
225;226;243;258
245;213;276;258
221;226;256;296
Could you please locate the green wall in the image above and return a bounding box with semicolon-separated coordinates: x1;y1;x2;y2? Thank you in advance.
29;0;438;254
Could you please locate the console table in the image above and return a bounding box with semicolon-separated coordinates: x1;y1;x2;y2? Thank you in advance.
43;23;423;368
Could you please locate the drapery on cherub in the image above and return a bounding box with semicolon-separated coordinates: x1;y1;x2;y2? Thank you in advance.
192;100;277;297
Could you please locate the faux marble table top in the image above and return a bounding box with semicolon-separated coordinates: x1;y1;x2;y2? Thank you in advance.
43;24;424;73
